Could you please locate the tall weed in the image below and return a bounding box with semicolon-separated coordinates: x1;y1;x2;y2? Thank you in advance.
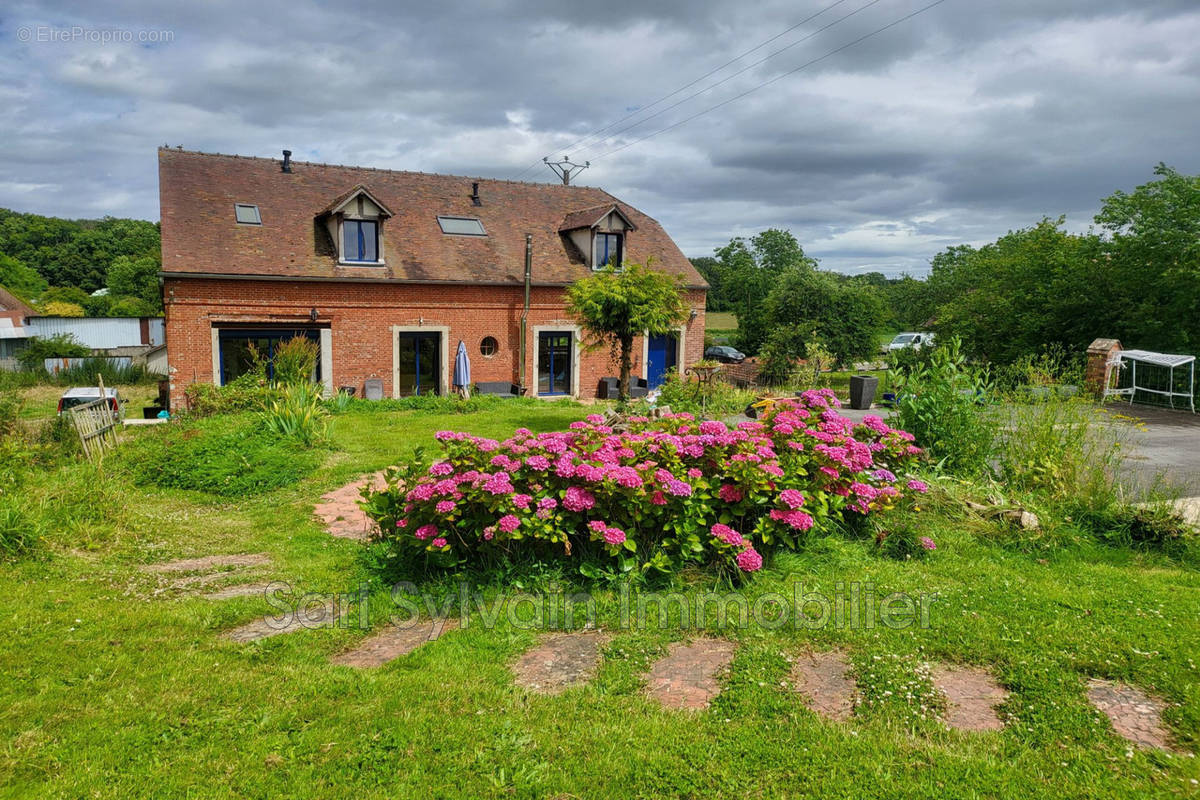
890;338;995;476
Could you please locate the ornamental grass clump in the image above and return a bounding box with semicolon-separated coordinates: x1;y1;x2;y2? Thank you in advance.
366;389;925;577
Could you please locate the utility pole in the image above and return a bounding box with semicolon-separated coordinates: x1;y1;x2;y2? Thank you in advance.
543;156;589;185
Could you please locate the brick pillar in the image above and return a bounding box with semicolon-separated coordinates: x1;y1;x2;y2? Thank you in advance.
1085;338;1121;398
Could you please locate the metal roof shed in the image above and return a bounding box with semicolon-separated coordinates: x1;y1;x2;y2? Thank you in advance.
1104;349;1195;413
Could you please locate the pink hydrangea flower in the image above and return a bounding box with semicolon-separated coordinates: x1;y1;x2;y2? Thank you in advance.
483;526;496;540
919;536;936;550
435;500;456;514
512;493;533;510
431;537;448;548
414;524;437;540
718;484;744;503
907;479;929;493
562;486;596;512
603;527;626;545
710;523;744;547
779;489;805;509
588;520;608;533
650;491;667;505
735;547;763;572
498;514;521;533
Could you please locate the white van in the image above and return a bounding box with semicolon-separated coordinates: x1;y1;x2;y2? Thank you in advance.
887;332;936;352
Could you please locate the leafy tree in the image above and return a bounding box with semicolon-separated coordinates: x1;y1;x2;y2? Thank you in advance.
0;253;47;301
762;270;886;366
107;255;162;310
689;256;730;312
1095;163;1200;351
712;229;817;354
108;296;158;317
0;208;160;295
565;261;689;402
38;301;85;318
930;220;1106;363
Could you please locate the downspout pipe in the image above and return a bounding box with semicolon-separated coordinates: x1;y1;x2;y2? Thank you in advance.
519;233;532;396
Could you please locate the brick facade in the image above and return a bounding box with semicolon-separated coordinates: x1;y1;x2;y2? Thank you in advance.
164;276;706;408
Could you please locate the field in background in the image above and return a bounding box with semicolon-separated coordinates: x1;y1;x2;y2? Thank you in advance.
705;311;738;331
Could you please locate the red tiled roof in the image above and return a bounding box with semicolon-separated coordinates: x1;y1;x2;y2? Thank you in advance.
158;149;705;288
558;203;635;233
0;286;34;318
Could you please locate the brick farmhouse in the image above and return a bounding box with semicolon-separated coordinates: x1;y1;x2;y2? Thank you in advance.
158;148;706;407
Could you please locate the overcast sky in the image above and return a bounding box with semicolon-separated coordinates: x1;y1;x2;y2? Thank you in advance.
2;0;1198;276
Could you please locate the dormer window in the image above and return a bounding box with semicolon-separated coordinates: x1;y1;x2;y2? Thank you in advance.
558;203;636;270
343;219;378;262
594;232;622;269
319;184;392;266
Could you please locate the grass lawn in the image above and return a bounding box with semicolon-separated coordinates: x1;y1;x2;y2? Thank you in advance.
705;311;738;331
2;401;1199;798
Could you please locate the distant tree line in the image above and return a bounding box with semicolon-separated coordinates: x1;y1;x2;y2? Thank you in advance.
692;164;1200;368
0;208;162;316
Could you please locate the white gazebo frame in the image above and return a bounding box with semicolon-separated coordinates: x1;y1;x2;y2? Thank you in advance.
1103;349;1195;413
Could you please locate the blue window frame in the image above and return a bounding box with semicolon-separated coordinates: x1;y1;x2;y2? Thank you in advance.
593;233;622;269
343;219;379;262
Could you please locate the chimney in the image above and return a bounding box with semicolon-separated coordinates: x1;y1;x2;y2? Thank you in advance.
281;150;292;173
471;182;481;206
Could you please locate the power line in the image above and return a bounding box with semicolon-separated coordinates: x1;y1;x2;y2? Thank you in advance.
587;0;950;163
504;0;855;181
572;0;889;162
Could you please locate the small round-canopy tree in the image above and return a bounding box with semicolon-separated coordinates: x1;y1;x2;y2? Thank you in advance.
566;260;689;402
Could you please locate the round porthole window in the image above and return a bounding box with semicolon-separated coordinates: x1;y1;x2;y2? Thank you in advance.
480;336;498;357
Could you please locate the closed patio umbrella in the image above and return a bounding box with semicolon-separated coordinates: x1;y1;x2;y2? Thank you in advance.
453;339;471;398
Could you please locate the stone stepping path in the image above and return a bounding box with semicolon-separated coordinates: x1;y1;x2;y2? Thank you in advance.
139;553;273;599
331;618;459;668
201;582;274;601
645;639;736;711
1086;678;1174;751
140;553;271;573
929;664;1009;732
791;651;856;722
513;631;607;694
224;599;344;643
313;471;387;540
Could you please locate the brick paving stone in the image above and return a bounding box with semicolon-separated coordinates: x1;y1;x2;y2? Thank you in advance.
1086;678;1174;751
791;651;856;722
313;472;387;540
331;618;459;668
644;639;736;711
929;664;1008;732
513;631;607;694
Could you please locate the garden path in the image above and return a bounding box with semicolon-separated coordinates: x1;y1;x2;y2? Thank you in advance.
313;471;387;540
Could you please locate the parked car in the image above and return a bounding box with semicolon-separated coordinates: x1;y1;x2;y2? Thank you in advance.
704;345;746;364
57;387;125;420
886;332;936;352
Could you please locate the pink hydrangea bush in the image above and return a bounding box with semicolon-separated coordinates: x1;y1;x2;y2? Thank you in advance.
366;390;923;575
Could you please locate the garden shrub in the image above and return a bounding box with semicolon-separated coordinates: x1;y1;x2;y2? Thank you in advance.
890;337;995;476
261;382;329;446
644;369;756;418
271;336;319;386
183;373;275;417
123;415;323;497
16;333;91;371
365;389;926;578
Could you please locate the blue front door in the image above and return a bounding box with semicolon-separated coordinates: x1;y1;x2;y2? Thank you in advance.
647;333;678;389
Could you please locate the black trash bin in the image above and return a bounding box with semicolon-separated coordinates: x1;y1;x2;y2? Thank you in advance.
848;375;879;410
